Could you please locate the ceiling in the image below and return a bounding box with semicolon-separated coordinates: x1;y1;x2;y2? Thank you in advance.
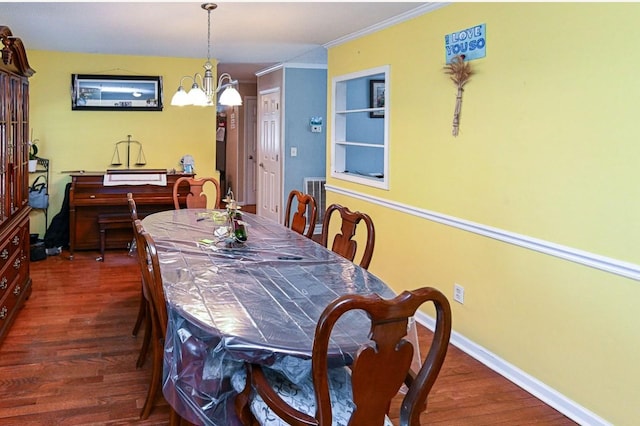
0;2;439;81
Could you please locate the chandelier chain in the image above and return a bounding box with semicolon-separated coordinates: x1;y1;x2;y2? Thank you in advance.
207;8;211;62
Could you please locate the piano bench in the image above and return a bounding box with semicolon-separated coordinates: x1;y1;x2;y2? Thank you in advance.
97;213;132;262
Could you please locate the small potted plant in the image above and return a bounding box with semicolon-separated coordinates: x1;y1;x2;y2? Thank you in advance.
28;139;39;172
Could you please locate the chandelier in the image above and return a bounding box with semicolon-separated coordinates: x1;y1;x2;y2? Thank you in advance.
170;3;242;107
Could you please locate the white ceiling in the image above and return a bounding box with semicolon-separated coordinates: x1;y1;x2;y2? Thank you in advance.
0;1;440;81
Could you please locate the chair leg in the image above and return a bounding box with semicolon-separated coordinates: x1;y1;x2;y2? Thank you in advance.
140;333;163;419
136;302;152;368
169;407;182;426
235;364;255;425
132;285;146;336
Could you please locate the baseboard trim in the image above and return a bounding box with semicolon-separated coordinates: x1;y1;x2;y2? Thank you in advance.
414;312;611;426
326;184;640;281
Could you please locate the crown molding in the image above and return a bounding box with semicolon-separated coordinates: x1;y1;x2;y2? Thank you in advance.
324;2;450;49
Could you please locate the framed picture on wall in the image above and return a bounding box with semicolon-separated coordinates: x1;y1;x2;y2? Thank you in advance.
369;79;385;118
71;74;163;111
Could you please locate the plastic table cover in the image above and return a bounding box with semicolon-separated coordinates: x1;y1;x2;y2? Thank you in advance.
142;209;397;425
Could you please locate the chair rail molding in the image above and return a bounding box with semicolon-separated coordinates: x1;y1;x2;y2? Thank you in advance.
326;184;640;281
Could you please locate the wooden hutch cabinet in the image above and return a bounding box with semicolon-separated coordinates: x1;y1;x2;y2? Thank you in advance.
0;26;34;345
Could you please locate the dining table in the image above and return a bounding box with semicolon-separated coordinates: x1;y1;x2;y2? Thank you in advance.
141;208;399;425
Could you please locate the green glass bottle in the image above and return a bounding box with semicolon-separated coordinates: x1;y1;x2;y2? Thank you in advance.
233;212;247;242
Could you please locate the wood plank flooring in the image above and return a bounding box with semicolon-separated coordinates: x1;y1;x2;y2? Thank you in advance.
0;250;577;425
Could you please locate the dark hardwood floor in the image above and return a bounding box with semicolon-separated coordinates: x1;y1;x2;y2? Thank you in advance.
0;249;577;425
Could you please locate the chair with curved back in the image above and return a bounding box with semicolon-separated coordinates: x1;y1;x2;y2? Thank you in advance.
132;219;163;419
133;219;183;424
172;176;222;209
235;286;452;426
127;193;150;369
320;203;375;269
284;190;318;239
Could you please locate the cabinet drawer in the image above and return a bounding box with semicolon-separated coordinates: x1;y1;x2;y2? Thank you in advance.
0;225;25;271
0;272;27;326
0;238;27;300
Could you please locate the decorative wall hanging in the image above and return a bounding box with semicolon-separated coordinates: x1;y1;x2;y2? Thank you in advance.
444;24;486;64
71;74;163;111
369;79;385;118
443;54;473;137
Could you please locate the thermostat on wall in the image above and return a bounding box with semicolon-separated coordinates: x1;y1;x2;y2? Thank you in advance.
310;116;323;133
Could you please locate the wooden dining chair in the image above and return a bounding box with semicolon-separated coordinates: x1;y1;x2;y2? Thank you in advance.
235;286;452;426
133;219;183;423
132;220;162;420
320;203;375;269
127;193;151;369
284;190;318;239
172;176;222;210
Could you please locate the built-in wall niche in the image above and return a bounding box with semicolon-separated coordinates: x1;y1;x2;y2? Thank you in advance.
331;65;389;190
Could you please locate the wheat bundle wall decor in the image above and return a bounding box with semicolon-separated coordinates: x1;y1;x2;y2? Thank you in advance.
444;54;474;137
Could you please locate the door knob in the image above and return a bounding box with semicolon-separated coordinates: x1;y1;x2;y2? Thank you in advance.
259;162;264;168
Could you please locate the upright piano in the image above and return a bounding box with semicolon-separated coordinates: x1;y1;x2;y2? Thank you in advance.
68;171;193;258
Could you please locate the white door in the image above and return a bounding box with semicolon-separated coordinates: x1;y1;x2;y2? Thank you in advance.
257;89;281;223
244;96;257;205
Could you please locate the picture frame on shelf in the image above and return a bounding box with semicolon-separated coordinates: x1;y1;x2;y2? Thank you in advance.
71;74;163;111
369;79;385;118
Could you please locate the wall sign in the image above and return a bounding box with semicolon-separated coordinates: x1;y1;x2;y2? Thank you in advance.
445;24;486;63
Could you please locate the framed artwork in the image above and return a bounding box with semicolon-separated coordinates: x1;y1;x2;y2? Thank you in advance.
71;74;163;111
369;79;385;118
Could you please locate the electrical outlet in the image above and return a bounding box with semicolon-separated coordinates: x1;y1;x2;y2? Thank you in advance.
290;147;297;157
453;283;465;304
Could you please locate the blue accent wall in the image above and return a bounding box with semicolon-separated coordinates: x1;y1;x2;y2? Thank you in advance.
345;73;384;145
283;68;327;201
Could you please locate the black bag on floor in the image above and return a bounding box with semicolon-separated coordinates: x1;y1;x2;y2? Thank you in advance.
44;182;72;249
30;241;47;261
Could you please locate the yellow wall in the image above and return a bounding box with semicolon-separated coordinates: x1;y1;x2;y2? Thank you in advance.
328;3;640;424
28;50;219;234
